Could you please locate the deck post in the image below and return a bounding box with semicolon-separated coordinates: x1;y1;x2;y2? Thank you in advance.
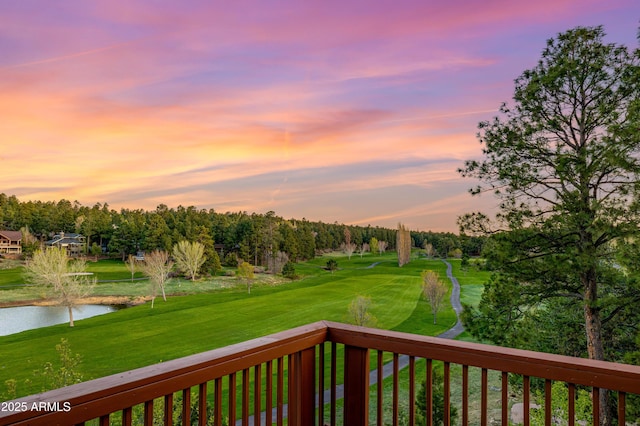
288;347;316;426
344;345;369;426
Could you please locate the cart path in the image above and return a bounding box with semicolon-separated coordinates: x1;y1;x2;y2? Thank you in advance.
238;259;463;425
435;259;464;339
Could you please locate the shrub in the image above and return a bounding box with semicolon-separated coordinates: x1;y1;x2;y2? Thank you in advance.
224;252;239;267
416;368;458;425
326;259;338;273
282;261;297;279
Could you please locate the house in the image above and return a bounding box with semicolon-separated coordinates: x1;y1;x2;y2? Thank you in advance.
45;232;86;256
214;243;225;256
0;230;22;254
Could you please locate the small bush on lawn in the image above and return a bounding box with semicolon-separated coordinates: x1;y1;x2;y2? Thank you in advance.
282;261;297;279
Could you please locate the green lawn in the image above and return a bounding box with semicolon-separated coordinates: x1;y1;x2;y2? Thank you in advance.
0;253;458;398
0;258;137;287
0;254;503;424
85;259;145;281
447;258;492;286
0;258;279;303
0;260;25;287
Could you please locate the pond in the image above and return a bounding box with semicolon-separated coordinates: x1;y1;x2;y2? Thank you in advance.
0;305;119;336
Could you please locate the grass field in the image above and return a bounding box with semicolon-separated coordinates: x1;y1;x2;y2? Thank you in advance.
0;259;25;288
0;258;283;304
0;253;501;425
0;252;464;399
447;258;491;286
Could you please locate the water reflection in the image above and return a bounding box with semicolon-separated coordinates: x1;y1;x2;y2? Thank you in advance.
0;305;118;336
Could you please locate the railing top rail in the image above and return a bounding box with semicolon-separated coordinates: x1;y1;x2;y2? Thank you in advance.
325;321;640;393
0;321;328;425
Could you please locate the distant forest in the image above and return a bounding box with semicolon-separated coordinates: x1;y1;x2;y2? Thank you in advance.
0;193;484;264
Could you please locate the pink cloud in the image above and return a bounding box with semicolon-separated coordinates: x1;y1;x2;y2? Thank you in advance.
1;0;636;231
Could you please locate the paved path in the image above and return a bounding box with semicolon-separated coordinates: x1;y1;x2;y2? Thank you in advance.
436;259;465;339
237;259;463;425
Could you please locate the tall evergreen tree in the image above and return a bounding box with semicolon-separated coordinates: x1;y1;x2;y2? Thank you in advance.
459;26;640;424
194;225;221;276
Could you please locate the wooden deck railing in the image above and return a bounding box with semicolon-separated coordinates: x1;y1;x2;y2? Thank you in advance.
0;242;21;252
1;321;639;425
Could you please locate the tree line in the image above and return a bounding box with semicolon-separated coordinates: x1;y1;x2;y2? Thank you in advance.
0;194;483;270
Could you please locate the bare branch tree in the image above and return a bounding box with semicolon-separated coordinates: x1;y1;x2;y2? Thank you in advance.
172;240;206;281
24;247;95;327
139;250;173;308
125;254;137;282
347;295;377;327
359;243;369;258
272;251;289;274
421;270;447;324
344;242;356;259
423;242;434;258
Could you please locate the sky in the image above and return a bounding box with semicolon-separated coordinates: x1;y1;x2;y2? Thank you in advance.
1;1;638;232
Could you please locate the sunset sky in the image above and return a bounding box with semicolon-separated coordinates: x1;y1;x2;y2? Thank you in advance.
1;1;638;232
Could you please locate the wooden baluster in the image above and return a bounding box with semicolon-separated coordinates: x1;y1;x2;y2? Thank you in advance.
266;361;273;426
481;368;488;426
618;391;626;426
544;380;551;426
199;383;207;426
568;383;575;425
214;378;222;426
444;362;451;426
592;387;600;426
182;388;191;426
393;353;399;426
501;372;508;426
331;343;337;426
523;376;530;426
254;364;262;426
318;343;325;426
164;393;173;426
242;369;250;426
229;373;237;426
462;365;469;426
277;357;284;425
409;356;415;426
122;407;132;426
288;355;296;424
144;399;153;426
426;359;433;426
377;350;384;426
